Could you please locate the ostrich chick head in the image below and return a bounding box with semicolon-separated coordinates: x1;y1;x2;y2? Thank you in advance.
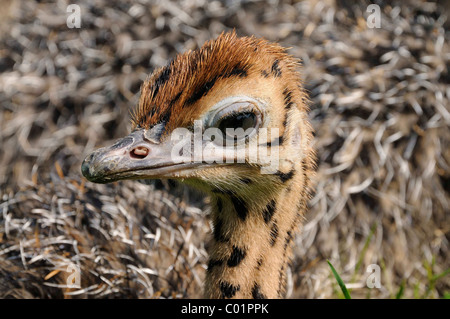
82;32;315;299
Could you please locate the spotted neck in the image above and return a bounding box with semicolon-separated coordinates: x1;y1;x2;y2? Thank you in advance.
204;162;310;299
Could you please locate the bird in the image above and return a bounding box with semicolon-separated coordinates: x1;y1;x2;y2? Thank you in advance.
81;31;316;299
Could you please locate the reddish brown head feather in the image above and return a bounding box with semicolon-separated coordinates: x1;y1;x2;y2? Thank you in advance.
131;31;305;135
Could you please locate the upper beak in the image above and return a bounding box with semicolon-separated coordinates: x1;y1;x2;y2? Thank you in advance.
81;129;196;183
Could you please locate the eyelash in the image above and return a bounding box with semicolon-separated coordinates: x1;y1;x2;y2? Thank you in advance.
214;109;242;123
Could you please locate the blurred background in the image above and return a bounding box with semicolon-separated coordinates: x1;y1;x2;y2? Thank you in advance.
0;0;448;298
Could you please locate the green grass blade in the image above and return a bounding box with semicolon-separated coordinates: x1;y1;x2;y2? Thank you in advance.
395;280;405;299
327;260;352;299
431;267;450;282
413;281;420;299
354;222;377;276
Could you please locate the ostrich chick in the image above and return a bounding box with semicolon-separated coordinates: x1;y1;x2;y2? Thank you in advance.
82;32;315;299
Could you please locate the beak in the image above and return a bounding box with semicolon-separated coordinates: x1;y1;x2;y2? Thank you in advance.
81;129;200;183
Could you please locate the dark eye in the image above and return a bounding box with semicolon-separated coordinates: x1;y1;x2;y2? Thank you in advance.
206;98;264;146
217;112;256;133
216;112;257;145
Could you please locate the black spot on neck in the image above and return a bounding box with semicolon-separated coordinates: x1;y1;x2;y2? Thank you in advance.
269;220;279;246
213;218;229;243
263;199;276;224
220;281;240;298
252;283;267;299
275;169;295;183
227;245;246;267
284;230;294;251
256;257;263;270
230;196;248;221
216;197;223;212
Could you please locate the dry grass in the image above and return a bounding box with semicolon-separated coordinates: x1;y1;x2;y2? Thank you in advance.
0;0;449;298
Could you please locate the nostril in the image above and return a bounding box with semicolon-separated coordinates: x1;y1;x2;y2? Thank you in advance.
131;146;149;159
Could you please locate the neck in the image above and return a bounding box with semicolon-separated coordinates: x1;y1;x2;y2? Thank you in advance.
204;165;310;299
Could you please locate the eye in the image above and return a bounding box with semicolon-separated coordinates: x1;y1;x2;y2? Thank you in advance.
217;112;257;141
205;97;265;146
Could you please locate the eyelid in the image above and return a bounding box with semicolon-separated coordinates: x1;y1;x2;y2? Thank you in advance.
209;101;261;127
201;96;267;136
209;108;262;147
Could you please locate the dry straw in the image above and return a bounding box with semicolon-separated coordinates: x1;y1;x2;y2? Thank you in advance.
0;0;448;298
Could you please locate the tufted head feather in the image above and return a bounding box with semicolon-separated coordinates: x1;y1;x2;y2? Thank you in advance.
132;31;309;138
